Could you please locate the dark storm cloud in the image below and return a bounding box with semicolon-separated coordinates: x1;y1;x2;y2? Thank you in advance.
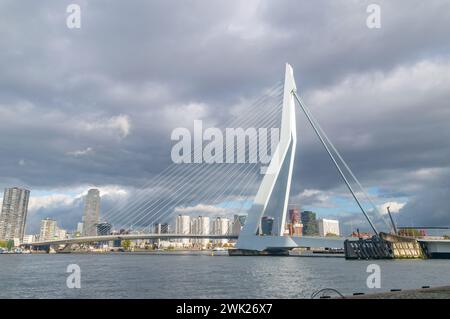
0;0;449;230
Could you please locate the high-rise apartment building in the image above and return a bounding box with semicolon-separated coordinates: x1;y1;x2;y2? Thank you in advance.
191;216;210;235
83;189;101;236
212;217;231;235
39;218;57;241
191;216;210;247
261;216;274;235
0;187;30;241
212;217;231;245
96;222;112;236
176;215;191;245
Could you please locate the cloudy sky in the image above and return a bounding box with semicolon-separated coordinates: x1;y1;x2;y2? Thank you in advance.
1;0;449;234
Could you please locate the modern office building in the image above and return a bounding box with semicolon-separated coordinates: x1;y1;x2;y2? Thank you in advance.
261;216;274;235
83;189;101;236
94;222;111;247
318;218;340;237
289;208;300;224
96;222;112;236
301;211;319;236
39;218;57;241
153;223;170;234
0;187;30;241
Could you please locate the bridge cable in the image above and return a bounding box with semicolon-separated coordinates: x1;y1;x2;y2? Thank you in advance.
99;83;283;225
302;100;393;232
99;87;282;232
293;91;379;235
130;101;282;230
103;92;282;232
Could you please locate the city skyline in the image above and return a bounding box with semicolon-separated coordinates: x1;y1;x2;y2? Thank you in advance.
0;183;342;243
1;182;344;237
1;1;450;235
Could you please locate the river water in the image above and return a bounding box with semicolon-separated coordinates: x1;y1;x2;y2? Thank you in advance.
0;253;449;298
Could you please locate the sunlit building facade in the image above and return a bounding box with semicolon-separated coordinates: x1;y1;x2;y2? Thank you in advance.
83;189;101;236
0;187;30;241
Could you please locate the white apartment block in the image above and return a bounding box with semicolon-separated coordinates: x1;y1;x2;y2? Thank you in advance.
191;216;210;247
212;217;231;245
22;234;35;244
175;214;191;245
318;218;340;237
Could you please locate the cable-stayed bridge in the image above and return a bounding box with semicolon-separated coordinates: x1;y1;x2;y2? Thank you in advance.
30;64;394;252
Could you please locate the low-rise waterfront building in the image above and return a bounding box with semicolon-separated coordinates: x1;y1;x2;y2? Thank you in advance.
96;222;112;236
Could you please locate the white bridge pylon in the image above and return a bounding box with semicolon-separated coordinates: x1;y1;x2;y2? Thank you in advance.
236;64;344;251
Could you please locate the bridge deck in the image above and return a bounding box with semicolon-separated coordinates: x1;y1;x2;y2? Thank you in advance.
29;234;347;249
29;234;238;246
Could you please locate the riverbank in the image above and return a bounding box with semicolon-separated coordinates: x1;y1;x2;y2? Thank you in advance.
344;285;450;299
